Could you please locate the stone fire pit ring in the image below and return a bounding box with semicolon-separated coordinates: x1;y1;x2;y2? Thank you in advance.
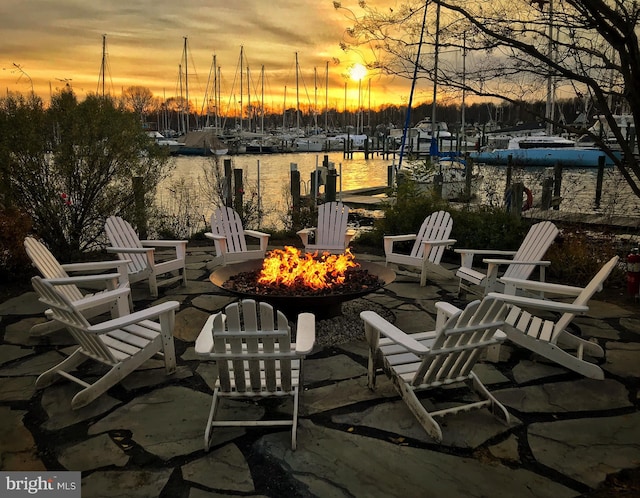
209;259;395;320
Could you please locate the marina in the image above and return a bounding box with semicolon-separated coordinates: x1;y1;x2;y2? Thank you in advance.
158;152;640;233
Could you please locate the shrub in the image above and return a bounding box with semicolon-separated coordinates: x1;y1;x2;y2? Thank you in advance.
545;228;624;287
449;206;532;252
0;207;32;279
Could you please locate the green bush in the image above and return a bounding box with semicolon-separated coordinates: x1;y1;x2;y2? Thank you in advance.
449;206;532;252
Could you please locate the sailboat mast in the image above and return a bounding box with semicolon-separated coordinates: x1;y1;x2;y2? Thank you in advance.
261;65;265;134
214;54;219;129
283;85;287;131
325;61;329;132
183;37;189;133
240;46;244;132
431;1;441;159
179;63;184;134
314;67;318;134
247;65;251;132
545;0;555;135
296;52;301;133
461;31;467;154
101;34;106;97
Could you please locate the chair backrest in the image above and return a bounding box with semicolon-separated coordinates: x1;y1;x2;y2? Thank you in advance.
24;237;84;303
411;297;506;387
199;300;295;393
410;210;454;263
554;255;619;336
30;276;117;363
502;221;558;280
315;201;349;247
210;207;247;254
105;216;147;274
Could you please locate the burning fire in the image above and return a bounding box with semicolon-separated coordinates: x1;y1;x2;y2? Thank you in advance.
258;246;358;290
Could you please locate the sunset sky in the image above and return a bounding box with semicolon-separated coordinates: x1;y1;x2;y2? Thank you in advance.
0;0;418;113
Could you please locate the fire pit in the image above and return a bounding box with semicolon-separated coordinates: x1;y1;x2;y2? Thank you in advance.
209;247;395;319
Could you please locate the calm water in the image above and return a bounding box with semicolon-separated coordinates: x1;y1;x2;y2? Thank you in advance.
158;151;640;233
158;151;394;231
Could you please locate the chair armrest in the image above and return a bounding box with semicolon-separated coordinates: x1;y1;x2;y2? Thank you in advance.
245;230;271;251
87;300;181;334
499;277;584;296
360;311;430;354
107;246;155;254
454;249;517;256
244;229;270;239
45;274;123;287
483;258;551;267
45;283;131;310
384;234;417;243
296;228;317;246
61;260;131;273
435;301;464;329
384;234;417;256
455;249;516;268
487;292;589;314
140;240;187;247
204;232;226;241
422;238;456;249
294;312;316;354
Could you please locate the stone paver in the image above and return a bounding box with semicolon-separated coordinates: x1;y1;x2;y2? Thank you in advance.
1;247;638;497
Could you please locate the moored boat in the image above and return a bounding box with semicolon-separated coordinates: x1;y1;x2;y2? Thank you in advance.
469;135;617;167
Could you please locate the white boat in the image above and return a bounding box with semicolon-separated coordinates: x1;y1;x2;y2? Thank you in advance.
147;131;184;155
295;135;346;152
576;114;637;153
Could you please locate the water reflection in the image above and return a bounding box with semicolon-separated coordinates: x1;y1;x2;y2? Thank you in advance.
158;152;640;233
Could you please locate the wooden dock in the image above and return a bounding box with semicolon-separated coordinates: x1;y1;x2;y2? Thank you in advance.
339;186;391;209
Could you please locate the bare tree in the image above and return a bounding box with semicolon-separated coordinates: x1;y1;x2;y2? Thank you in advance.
335;0;640;195
122;85;155;122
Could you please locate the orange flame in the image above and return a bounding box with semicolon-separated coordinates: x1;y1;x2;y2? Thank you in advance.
258;246;358;290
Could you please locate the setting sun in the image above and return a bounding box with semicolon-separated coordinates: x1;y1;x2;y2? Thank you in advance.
349;63;368;82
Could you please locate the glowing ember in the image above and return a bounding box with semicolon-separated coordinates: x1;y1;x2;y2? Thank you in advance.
220;246;385;298
258;246;357;290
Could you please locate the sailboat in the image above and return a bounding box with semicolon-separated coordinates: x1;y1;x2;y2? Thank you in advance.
398;3;482;200
469;0;615;168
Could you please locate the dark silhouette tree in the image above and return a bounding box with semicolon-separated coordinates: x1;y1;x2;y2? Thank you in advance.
0;89;172;259
335;0;640;195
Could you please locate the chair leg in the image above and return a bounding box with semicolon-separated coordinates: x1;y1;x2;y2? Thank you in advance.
29;318;65;337
204;389;221;451
469;372;510;425
181;267;188;286
396;378;443;442
148;273;158;298
292;386;299;451
159;313;177;375
35;349;87;388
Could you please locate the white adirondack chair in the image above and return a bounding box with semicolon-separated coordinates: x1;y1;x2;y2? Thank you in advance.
297;201;356;254
104;216;188;298
384;210;456;286
361;296;510;442
24;236;131;336
205;206;270;265
455;220;559;297
488;255;619;380
195;299;316;451
31;276;179;409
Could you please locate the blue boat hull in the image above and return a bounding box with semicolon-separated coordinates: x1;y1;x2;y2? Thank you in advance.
469;147;618;167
